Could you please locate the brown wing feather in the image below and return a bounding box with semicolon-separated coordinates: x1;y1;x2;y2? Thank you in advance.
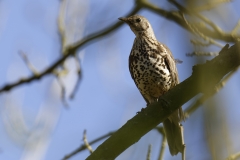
158;43;185;121
159;43;179;85
158;43;185;155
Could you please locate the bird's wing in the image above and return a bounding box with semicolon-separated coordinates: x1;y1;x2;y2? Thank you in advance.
158;42;185;121
158;42;179;85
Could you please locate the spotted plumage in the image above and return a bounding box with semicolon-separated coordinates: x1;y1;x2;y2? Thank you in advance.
119;15;185;156
129;37;177;103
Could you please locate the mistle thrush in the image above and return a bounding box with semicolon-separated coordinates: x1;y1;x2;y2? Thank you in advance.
119;15;185;156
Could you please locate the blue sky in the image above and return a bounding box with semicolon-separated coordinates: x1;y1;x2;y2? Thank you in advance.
0;0;240;160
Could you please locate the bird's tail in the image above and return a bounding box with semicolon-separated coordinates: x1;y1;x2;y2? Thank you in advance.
163;110;185;156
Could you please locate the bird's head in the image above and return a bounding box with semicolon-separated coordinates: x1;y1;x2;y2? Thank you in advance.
118;15;156;39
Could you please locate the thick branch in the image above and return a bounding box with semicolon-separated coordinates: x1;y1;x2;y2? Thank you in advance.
86;43;240;160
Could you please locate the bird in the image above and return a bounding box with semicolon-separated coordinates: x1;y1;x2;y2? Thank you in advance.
119;15;185;156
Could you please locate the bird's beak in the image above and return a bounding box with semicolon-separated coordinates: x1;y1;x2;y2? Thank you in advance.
118;17;128;23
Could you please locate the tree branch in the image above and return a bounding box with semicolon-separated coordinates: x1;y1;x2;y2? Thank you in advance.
62;131;115;160
146;144;152;160
0;6;141;93
1;0;238;93
83;130;93;154
86;43;240;160
138;0;238;42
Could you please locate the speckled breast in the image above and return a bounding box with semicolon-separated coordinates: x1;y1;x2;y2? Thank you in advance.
129;37;172;103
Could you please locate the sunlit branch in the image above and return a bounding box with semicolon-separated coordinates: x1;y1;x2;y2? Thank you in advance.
193;0;233;12
18;51;38;75
186;51;219;57
146;144;152;160
231;19;240;40
180;13;223;48
168;0;223;35
83;130;93;154
138;0;238;42
58;0;67;49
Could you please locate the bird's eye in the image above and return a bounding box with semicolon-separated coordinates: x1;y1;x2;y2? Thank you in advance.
136;18;141;23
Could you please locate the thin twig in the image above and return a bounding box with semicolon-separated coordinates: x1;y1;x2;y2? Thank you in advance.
63;131;115;160
186;52;219;57
83;130;93;154
55;74;69;107
156;127;167;160
146;144;152;160
70;54;82;99
58;0;67;49
158;136;167;160
64;126;166;160
174;59;183;64
141;0;237;42
214;66;239;92
231;19;240;40
180;125;186;160
0;6;141;93
191;39;212;47
18;51;38;75
168;0;223;35
193;0;232;12
181;13;224;48
171;0;225;46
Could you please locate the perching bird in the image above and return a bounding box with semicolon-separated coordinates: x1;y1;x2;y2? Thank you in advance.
119;15;185;156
